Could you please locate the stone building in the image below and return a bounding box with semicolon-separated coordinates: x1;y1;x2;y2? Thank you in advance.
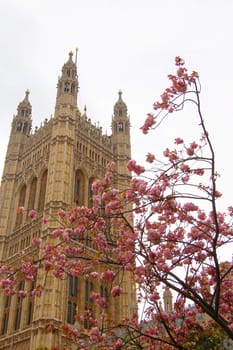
0;52;136;349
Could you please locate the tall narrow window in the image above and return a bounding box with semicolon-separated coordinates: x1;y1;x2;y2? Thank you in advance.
14;281;24;330
28;177;37;214
27;280;35;325
1;296;11;335
88;177;95;208
23;122;28;134
74;170;85;205
67;275;78;324
100;285;108;302
38;170;48;212
71;83;75;94
117;122;124;132
84;280;94;329
16;184;26;227
16;121;22;131
64;82;70;92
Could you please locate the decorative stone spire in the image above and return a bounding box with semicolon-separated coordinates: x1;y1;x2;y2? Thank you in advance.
55;50;79;110
163;287;173;314
17;90;31;117
112;90;130;135
111;91;131;186
13;90;32;135
113;89;128;118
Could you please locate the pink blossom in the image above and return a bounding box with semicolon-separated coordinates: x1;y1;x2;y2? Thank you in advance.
17;206;24;214
140;113;156;134
101;269;115;282
52;228;63;237
182;174;190;183
146;153;155;163
186;147;194;156
113;339;124;348
91;292;107;308
127;160;145;175
175;56;185;66
31;238;42;247
0;265;7;275
91;179;103;194
174;137;184;144
28;209;37;219
18;290;27;298
111;285;123;297
32;286;43;297
58;210;66;218
104;171;113;185
90;272;99;279
190;141;198;150
89;327;103;342
168;106;174;113
193;168;204;176
73;225;85;236
42;217;48;224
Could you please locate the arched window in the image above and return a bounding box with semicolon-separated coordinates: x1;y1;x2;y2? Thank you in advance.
67;275;78;324
84;280;94;329
38;170;48;212
23;122;28;134
74;170;85;205
64;82;70;93
88;177;95;208
27;280;35;325
117;122;124;132
16;121;22;131
28;177;37;213
1;296;11;335
16;184;26;227
71;83;75;94
14;281;24;330
100;285;108;300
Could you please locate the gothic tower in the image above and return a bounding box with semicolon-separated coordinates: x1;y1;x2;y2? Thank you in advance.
112;90;131;190
0;52;136;349
163;287;173;314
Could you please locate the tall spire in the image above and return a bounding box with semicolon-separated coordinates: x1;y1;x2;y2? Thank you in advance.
112;90;130;134
163;287;173;314
55;51;79;110
12;90;32;135
113;89;128;118
111;91;131;187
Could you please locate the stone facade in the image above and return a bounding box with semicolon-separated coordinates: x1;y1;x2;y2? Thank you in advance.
0;52;136;349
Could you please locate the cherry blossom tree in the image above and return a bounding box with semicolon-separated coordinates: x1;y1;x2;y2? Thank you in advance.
1;57;233;349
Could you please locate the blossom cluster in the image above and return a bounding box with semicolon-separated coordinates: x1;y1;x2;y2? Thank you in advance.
1;57;233;349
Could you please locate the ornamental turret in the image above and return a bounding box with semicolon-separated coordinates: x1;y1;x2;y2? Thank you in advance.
55;50;79;111
112;90;131;187
12;89;32;136
112;90;129;136
5;90;32;166
163;287;173;314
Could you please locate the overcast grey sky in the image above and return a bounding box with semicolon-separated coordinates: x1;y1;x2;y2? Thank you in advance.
0;0;233;208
